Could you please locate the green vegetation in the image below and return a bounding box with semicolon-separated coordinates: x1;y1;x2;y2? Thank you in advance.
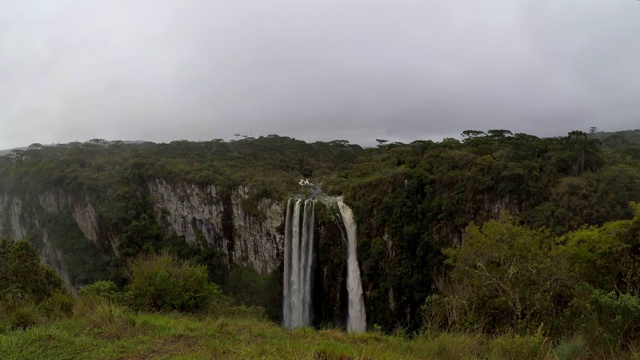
0;311;535;360
343;129;640;330
420;206;640;356
3;130;640;357
0;239;65;304
0;135;365;289
125;253;222;313
4;239;640;358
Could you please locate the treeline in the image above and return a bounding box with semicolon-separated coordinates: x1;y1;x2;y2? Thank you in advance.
0;135;363;197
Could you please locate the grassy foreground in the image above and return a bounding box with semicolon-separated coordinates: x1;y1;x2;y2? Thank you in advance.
2;249;639;359
0;307;478;360
2;302;636;360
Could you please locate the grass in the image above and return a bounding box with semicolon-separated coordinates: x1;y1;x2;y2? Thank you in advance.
0;308;442;360
2;303;640;359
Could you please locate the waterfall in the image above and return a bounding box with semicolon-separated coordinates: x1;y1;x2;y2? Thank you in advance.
282;197;366;332
283;199;315;329
337;201;367;332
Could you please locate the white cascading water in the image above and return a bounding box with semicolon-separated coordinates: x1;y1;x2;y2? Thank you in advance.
337;201;367;332
283;199;315;329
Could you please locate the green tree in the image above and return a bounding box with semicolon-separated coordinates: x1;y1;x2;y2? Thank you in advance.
427;219;573;333
0;239;65;305
564;130;604;175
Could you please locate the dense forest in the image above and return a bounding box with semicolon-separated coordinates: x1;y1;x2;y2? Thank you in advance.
3;129;640;355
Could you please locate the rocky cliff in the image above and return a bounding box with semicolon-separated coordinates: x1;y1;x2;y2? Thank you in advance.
0;179;286;287
147;179;283;273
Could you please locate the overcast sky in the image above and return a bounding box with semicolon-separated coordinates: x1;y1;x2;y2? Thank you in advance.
1;0;639;149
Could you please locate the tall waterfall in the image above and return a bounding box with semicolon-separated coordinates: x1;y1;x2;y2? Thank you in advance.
283;199;315;329
337;201;367;332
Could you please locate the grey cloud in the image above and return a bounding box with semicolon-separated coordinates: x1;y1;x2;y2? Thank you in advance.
2;0;639;149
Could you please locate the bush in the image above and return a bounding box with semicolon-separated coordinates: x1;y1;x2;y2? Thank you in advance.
78;280;120;301
421;294;450;332
9;306;41;330
564;284;640;350
40;290;74;318
487;330;551;360
84;297;134;330
0;240;65;305
553;336;590;360
125;253;221;313
418;332;484;360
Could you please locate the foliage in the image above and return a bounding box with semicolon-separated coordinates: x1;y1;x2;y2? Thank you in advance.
563;284;640;349
3;130;640;333
417;332;484;360
0;311;492;360
83;297;135;330
33;213;109;286
124;252;222;313
0;240;70;331
78;280;119;298
0;287;640;359
0;239;66;305
8;306;41;330
76;280;124;309
224;265;282;320
487;329;551;360
425;219;573;334
40;290;74;318
557;222;628;292
557;204;640;296
422;206;640;353
552;336;590;360
341;129;640;329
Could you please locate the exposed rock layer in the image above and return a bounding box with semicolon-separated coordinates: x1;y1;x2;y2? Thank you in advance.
0;180;285;285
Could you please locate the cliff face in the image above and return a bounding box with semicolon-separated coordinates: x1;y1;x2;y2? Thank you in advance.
38;191;103;246
0;194;26;240
147;179;283;274
0;180;285;286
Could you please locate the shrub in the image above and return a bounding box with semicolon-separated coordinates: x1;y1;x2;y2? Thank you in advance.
487;330;551;360
421;294;446;332
564;284;640;350
84;297;134;330
78;280;120;301
9;306;41;330
125;253;221;313
40;290;74;318
224;265;283;319
418;332;484;360
0;240;65;305
553;336;589;360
